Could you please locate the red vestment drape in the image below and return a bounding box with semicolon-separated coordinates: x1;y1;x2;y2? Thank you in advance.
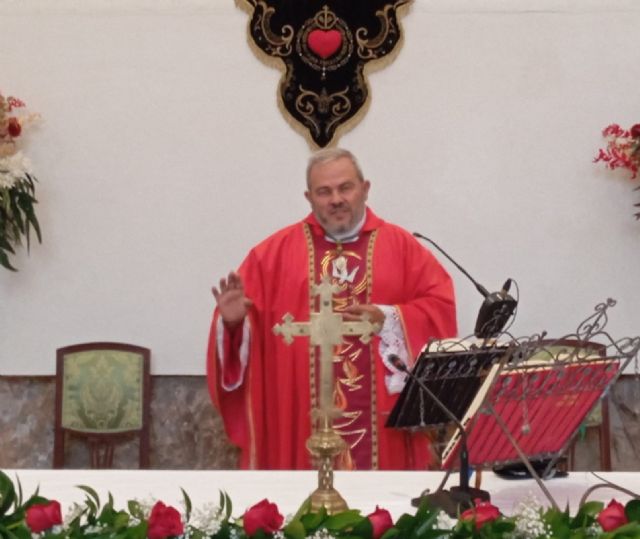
207;209;457;469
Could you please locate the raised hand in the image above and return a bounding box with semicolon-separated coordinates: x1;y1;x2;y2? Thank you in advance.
211;271;252;327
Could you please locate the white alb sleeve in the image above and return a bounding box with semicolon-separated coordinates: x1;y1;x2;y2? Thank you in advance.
377;304;410;394
216;317;251;391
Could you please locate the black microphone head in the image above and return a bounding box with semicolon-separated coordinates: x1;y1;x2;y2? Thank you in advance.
388;354;408;372
474;289;517;339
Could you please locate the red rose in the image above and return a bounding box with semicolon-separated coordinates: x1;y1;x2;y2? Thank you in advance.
242;499;284;536
367;506;393;539
597;499;628;531
630;124;640;140
460;499;500;529
25;501;63;533
7;117;21;137
147;501;184;539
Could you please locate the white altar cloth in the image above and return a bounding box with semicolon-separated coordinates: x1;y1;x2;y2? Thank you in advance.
3;470;639;519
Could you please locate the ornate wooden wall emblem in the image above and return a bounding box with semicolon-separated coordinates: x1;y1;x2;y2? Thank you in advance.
242;1;412;147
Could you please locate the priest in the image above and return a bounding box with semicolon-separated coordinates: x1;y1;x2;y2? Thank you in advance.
207;148;457;470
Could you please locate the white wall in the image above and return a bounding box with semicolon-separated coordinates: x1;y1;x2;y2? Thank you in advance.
1;0;639;375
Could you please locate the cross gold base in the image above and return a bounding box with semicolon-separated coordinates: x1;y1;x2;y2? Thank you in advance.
306;426;348;514
309;485;348;514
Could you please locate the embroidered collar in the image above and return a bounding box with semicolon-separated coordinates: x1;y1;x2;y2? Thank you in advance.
303;207;384;240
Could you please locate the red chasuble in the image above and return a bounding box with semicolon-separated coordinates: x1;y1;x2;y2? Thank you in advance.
207;209;457;470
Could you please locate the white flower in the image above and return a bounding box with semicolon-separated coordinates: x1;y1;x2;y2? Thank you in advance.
436;510;458;530
307;529;336;539
587;522;603;537
0;171;16;188
64;502;86;526
132;495;158;519
0;151;33;188
189;502;223;535
511;495;552;539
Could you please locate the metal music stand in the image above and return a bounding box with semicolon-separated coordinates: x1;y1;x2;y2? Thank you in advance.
388;299;640;514
386;338;512;514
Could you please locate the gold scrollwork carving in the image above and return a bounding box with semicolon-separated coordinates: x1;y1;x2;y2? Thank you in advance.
295;86;352;140
253;0;294;57
355;5;399;60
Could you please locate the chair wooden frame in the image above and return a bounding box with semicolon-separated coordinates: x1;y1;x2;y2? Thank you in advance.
53;342;151;469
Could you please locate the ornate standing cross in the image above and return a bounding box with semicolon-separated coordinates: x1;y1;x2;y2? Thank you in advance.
273;274;380;512
273;275;379;425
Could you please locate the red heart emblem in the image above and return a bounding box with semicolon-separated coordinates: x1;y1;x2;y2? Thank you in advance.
308;29;342;59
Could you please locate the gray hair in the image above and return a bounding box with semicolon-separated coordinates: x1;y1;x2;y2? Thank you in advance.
306;148;364;187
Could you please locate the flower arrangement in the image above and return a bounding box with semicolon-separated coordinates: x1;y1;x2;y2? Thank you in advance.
0;90;41;271
2;471;640;539
594;123;640;220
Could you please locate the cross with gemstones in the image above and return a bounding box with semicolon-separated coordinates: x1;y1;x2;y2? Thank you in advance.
273;274;380;425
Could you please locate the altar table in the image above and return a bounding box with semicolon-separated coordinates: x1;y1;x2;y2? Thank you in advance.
3;470;639;519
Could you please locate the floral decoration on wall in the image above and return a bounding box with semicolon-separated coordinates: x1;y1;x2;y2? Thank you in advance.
594;123;640;220
0;90;41;271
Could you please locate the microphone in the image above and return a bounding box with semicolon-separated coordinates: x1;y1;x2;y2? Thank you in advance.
413;232;517;339
389;354;489;514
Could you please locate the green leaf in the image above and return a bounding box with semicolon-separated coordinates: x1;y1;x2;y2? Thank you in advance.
223;491;232;521
122;521;148;539
98;503;116;525
626;500;640;523
351;516;373;539
427;530;456;539
76;485;101;509
323;510;364;531
14;478;23;509
23;494;50;508
547;509;571;539
413;513;439;539
572;502;603;528
380;528;402;539
300;507;329;532
127;500;144;521
489;520;516;534
291;497;312;524
393;513;416;532
283;519;306;539
7;525;30;539
0;248;17;271
0;236;15;251
0;523;25;539
181;488;192;522
113;511;131;530
0;472;16;516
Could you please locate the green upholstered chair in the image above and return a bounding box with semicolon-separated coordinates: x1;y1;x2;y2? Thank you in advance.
53;342;151;468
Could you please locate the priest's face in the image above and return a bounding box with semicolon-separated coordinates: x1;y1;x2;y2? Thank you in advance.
305;156;371;237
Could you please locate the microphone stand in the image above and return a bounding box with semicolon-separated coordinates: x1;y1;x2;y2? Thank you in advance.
391;358;490;515
413;232;517;339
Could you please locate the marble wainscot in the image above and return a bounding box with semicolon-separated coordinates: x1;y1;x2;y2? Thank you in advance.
1;375;639;470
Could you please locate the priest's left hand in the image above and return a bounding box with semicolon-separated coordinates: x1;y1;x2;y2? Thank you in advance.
342;304;385;332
